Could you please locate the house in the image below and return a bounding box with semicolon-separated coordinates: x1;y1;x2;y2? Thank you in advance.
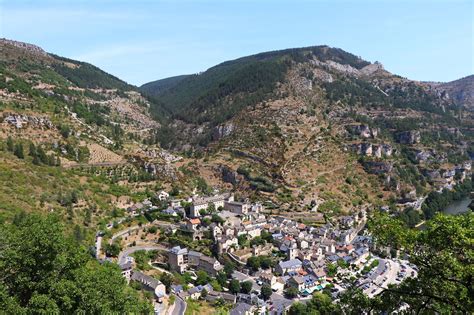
276;259;302;275
260;272;277;287
298;249;313;261
162;208;178;216
187;284;213;300
198;255;222;276
288;275;305;292
170;199;184;209
171;285;184;294
131;271;166;300
252;243;273;256
205;291;237;304
231;302;255;315
190;193;233;217
157;190;170;201
270;299;292;315
119;262;133;283
287;247;299;260
168;246;188;273
188;250;202;267
353;247;370;265
186;218;201;231
171;247;222;275
224;200;250;215
217;236;239;254
314;268;326;281
252;203;263;213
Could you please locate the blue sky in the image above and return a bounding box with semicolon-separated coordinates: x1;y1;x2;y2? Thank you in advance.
1;0;472;85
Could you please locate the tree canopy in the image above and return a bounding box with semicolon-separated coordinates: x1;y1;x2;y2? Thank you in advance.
340;212;474;313
0;213;152;314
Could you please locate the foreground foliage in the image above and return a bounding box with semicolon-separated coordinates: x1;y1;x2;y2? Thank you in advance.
0;213;153;314
288;212;473;314
340;212;474;313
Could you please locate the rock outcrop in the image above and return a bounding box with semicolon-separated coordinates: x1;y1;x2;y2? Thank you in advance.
212;123;234;140
396;131;421;144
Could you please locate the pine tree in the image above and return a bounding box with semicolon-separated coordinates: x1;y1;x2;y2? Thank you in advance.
32;154;40;165
29;143;37;157
14;143;24;159
6;136;14;152
37;147;47;164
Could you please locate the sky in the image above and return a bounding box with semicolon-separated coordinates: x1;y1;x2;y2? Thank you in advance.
1;0;472;86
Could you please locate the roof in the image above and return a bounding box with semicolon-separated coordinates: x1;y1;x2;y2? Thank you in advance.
170;246;188;255
119;262;132;270
207;291;236;302
230;303;254;315
189;218;201;225
278;258;302;269
188;250;202;258
131;271;162;290
290;275;305;284
200;255;218;265
171;285;183;293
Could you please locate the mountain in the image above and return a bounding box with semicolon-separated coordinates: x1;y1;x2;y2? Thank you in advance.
141;45;473;219
426;75;474;110
1;38;472;226
140;74;191;96
0;38;179;230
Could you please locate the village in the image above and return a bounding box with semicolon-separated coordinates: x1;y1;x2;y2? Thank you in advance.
95;189;419;315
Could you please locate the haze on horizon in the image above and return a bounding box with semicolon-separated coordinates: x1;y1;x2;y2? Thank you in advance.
1;0;472;86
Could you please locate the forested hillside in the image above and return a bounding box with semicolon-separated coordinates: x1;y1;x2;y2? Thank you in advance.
141;44;473;223
0;39;179;237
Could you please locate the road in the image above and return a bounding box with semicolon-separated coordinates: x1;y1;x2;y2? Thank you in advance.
170;296;186;315
118;245;168;265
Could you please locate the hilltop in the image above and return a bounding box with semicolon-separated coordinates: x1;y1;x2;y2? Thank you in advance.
426;75;474;110
0;38;472;228
141;45;473;220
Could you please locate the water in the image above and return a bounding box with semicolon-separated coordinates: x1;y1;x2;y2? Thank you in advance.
442;197;472;215
417;196;472;230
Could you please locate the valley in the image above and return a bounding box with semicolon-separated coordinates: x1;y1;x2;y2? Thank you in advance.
0;38;472;314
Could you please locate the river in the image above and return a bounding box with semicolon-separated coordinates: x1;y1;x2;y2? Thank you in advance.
416;196;472;229
442;197;472;215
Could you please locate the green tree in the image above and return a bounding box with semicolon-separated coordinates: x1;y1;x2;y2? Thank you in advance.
211;214;225;225
28;143;37;157
104;241;121;257
0;213;152;313
261;284;272;301
223;261;235;278
14;143;24;159
6;136;14;152
195;270;209;286
284;287;299;298
241;281;253;294
246;256;261;271
238;234;249;247
159;273;174;294
289;292;338;314
216;272;227;287
229;279;241;294
340;212;474;313
200;288;208;299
